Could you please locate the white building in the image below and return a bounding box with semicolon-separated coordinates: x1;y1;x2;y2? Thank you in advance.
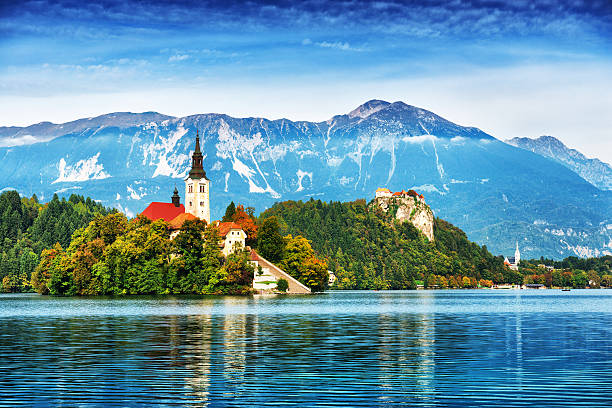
375;187;393;198
504;241;521;270
218;222;247;257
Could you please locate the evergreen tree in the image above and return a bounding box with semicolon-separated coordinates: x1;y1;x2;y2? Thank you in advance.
222;201;236;222
257;216;285;263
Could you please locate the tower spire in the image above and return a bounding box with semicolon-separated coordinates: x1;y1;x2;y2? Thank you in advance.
171;185;180;207
195;129;201;154
188;129;208;180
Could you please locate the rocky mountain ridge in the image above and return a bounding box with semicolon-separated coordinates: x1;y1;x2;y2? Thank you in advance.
0;100;610;259
506;136;612;191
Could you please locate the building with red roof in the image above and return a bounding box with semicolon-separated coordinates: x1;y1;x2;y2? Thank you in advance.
138;132;248;257
217;222;247;256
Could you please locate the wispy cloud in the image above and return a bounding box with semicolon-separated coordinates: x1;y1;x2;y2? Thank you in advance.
168;54;189;62
302;38;365;52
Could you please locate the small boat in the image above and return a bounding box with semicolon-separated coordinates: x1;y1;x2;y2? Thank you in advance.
562;288;571;291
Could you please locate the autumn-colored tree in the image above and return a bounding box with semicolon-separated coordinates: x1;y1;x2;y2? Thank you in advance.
231;204;258;246
279;235;328;292
31;243;64;294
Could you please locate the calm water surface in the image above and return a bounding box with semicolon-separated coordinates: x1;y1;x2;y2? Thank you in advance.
0;290;611;407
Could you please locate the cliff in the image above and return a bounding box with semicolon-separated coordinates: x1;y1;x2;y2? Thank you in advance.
372;196;435;241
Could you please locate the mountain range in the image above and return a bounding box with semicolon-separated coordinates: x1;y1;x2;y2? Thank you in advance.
0;99;610;259
506;136;612;191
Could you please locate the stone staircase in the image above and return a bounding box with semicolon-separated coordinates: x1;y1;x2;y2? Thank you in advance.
249;249;311;294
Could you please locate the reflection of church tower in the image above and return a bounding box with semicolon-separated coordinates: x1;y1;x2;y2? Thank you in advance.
185;130;210;223
515;241;521;264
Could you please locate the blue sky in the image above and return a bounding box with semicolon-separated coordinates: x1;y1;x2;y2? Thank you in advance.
1;0;611;161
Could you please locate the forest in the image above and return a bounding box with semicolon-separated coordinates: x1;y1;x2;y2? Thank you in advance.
1;190;610;293
260;198;518;289
0;190;327;295
260;198;612;290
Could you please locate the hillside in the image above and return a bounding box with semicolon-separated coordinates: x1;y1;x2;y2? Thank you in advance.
261;198;520;289
0;100;610;259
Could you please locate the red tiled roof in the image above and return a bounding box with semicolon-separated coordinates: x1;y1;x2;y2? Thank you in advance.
140;202;185;222
168;212;198;230
217;222;243;237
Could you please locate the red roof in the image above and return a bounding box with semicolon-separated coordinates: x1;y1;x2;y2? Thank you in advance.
217;222;243;237
140;202;185;222
168;212;198;230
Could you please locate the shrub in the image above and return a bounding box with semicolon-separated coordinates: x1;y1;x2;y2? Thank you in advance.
276;278;289;292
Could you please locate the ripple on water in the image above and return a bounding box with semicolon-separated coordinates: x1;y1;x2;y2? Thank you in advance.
0;290;611;407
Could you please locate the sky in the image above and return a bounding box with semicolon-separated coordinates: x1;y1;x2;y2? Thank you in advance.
1;0;611;162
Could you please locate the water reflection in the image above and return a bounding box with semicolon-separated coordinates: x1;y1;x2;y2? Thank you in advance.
0;291;611;407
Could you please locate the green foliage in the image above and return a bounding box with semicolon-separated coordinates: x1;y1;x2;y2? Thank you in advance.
257;216;285;263
33;213;253;296
222;201;236;222
519;256;612;288
276;278;289;292
261;198;509;290
0;191;112;293
278;235;328;292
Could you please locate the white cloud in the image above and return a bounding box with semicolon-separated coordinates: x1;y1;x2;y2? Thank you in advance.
168;54;189;62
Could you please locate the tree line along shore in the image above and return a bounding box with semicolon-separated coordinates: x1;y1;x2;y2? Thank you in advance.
0;190;610;295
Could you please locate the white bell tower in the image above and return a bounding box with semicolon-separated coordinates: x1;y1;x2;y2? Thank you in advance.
514;241;521;265
185;130;210;224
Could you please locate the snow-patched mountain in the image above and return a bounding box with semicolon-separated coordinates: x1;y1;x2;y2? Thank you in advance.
0;112;172;147
506;136;612;191
0;100;610;259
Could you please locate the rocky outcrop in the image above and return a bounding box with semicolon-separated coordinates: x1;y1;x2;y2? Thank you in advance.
373;196;435;241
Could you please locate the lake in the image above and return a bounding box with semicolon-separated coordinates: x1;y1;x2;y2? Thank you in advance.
0;290;611;407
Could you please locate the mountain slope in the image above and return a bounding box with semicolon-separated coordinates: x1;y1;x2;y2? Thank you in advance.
0;100;610;259
506;136;612;191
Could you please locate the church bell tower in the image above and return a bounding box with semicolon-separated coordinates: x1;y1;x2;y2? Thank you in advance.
185;130;210;223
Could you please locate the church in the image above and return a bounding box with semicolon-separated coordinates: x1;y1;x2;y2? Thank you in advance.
504;242;521;271
140;131;246;256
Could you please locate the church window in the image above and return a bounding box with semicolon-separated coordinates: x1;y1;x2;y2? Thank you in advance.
200;201;204;206
200;185;205;193
189;201;192;207
188;185;193;193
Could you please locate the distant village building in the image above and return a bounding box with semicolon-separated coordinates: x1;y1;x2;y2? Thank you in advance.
504;242;521;271
140;132;246;256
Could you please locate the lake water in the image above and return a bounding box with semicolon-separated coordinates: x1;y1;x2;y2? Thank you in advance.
0;290;611;407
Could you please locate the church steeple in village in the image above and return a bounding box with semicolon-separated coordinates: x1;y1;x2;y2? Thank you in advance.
184;130;211;223
188;130;208;180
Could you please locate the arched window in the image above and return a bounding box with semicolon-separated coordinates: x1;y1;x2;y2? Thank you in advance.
188;185;193;193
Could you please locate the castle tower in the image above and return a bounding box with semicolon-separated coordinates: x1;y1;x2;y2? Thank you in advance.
185;130;210;223
514;241;521;264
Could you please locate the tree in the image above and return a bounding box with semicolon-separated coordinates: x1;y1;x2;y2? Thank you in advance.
231;205;258;246
279;235;328;292
222;201;236;222
257;216;285;263
276;278;289;292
